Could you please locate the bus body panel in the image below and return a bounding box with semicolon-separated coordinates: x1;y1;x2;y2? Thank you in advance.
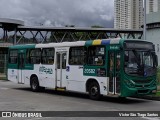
32;64;55;88
66;65;86;92
8;69;19;83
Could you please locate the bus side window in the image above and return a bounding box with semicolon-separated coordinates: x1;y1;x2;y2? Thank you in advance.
69;47;86;65
42;48;55;65
9;50;18;64
116;58;120;70
87;46;105;66
96;56;104;65
29;49;41;64
26;49;30;64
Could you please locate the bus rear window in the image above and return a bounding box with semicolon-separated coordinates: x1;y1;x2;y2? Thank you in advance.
9;50;18;64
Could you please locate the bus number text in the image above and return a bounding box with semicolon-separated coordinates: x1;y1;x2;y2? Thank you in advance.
84;69;96;74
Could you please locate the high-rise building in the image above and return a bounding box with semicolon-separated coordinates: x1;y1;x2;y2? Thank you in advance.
114;0;143;29
146;0;160;14
145;0;160;65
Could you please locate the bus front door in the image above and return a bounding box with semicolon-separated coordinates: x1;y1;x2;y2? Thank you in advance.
18;53;25;84
108;51;121;95
56;52;67;89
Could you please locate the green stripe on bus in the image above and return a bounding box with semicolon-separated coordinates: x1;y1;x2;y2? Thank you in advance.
9;44;36;49
85;41;93;46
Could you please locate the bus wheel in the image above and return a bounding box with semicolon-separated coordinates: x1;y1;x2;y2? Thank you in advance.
30;77;40;92
89;82;100;100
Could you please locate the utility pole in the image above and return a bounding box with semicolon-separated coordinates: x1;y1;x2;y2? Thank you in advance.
143;0;146;40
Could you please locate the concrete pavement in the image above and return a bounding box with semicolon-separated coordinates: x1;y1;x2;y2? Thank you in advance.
0;80;160;120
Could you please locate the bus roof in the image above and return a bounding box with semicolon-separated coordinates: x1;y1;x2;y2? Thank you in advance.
9;38;148;49
36;41;86;48
38;38;123;48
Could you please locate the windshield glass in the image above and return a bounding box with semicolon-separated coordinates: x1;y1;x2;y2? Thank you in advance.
124;50;156;77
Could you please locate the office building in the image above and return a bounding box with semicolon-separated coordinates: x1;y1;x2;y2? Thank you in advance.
114;0;143;29
146;0;160;14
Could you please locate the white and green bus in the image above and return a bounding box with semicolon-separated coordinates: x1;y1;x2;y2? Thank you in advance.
7;38;158;100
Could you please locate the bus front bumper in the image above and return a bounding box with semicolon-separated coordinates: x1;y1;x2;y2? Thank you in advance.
120;86;157;97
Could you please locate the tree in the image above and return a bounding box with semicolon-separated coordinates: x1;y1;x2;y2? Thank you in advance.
91;25;104;28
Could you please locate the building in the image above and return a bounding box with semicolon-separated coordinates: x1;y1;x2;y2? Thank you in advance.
114;0;143;29
145;0;160;65
146;0;160;14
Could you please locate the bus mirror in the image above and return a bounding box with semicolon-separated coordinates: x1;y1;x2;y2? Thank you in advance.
153;53;158;67
155;55;158;67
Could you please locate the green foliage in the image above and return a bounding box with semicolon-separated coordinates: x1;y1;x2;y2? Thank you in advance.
155;91;160;97
91;25;104;28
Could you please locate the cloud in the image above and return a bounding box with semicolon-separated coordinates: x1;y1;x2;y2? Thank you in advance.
0;0;114;27
44;20;52;26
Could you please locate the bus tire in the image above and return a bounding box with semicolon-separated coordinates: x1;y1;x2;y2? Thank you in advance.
30;77;40;92
88;82;101;100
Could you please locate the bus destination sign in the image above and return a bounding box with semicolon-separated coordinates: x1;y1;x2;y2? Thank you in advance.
125;42;154;50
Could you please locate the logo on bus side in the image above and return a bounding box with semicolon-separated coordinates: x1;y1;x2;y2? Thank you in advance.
110;46;119;50
39;66;53;74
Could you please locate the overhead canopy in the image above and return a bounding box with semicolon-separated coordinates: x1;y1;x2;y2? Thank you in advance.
0;18;143;44
0;18;24;31
17;26;143;33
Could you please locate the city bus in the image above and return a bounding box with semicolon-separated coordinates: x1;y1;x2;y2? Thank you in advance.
7;38;158;100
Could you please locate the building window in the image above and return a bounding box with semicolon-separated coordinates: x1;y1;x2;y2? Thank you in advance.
41;48;55;64
87;46;105;66
9;50;18;64
69;47;86;65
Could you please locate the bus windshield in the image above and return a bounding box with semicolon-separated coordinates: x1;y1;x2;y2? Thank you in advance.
124;50;157;77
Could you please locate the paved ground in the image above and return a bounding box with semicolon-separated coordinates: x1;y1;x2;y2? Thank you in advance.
0;80;160;120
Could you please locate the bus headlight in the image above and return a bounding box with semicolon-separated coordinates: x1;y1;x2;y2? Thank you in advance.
152;90;157;94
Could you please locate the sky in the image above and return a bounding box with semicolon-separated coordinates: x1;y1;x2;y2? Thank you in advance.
0;0;114;27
